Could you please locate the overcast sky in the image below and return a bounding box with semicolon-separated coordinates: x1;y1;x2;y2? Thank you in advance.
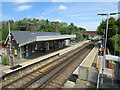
1;0;119;31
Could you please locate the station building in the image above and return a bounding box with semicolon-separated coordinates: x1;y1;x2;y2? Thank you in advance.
4;30;76;59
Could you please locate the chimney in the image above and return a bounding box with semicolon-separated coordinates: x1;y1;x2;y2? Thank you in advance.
29;23;34;32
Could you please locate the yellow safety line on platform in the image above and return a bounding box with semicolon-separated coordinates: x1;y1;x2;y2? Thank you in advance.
77;79;86;82
3;70;10;73
86;48;98;68
3;40;90;73
19;41;87;66
97;56;101;69
39;65;52;72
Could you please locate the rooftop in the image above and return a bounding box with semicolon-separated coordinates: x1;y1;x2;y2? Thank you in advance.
5;31;76;47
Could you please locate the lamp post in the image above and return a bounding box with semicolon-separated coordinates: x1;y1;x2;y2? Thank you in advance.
97;12;120;88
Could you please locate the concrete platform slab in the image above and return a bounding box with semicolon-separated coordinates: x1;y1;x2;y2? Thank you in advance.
74;79;87;88
63;80;75;88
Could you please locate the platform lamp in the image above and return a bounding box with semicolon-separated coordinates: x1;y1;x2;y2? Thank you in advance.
97;12;120;88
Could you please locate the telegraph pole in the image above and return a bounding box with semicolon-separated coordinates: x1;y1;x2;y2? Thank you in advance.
8;22;12;66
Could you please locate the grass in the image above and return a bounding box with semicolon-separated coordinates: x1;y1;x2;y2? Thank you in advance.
0;41;2;44
0;40;4;45
2;55;9;65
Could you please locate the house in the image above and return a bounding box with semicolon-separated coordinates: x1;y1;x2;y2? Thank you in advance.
4;31;76;59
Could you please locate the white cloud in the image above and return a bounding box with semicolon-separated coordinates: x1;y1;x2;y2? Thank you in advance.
17;5;32;11
35;16;44;19
58;5;68;10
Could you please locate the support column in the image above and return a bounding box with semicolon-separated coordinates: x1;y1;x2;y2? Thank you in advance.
58;42;61;48
47;42;49;50
63;41;65;47
26;45;29;57
19;47;22;59
45;42;49;50
61;41;63;48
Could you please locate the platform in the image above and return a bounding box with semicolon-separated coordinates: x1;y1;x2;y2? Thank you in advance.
2;40;90;77
73;43;98;75
63;43;99;88
80;45;98;68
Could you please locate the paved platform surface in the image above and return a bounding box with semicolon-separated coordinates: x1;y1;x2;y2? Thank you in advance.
97;53;120;89
80;45;98;68
63;43;99;88
1;40;90;77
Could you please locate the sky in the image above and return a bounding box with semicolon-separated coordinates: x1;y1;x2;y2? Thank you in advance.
1;0;120;31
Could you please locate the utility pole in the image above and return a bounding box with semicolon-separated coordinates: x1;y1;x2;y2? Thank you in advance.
97;12;120;88
8;22;12;66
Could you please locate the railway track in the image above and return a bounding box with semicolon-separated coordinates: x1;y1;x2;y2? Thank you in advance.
2;41;93;89
29;42;95;89
42;43;95;88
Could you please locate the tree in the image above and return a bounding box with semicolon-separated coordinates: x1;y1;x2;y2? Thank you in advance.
75;33;84;42
97;17;117;38
97;20;106;35
2;29;9;42
1;18;86;43
70;23;74;26
107;17;116;38
109;35;120;56
97;17;120;55
78;27;86;31
2;22;9;41
116;18;120;34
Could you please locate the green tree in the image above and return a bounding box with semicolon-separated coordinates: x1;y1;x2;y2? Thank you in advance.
97;17;120;55
75;33;84;42
97;17;117;38
2;55;9;65
1;18;87;43
116;18;120;34
109;35;120;56
97;20;106;35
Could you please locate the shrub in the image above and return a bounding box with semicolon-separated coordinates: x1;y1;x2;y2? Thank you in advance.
2;55;9;65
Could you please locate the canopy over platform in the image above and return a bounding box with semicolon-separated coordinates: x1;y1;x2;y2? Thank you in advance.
4;31;76;47
36;35;76;41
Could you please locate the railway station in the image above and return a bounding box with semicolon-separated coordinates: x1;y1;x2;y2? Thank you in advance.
1;40;96;88
1;38;120;89
1;1;120;89
4;30;76;60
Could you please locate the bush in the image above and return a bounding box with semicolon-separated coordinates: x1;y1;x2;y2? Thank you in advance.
75;33;84;42
109;35;120;56
2;55;9;65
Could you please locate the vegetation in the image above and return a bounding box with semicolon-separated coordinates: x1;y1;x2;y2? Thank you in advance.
97;17;120;56
2;55;9;65
109;35;120;55
1;18;87;43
